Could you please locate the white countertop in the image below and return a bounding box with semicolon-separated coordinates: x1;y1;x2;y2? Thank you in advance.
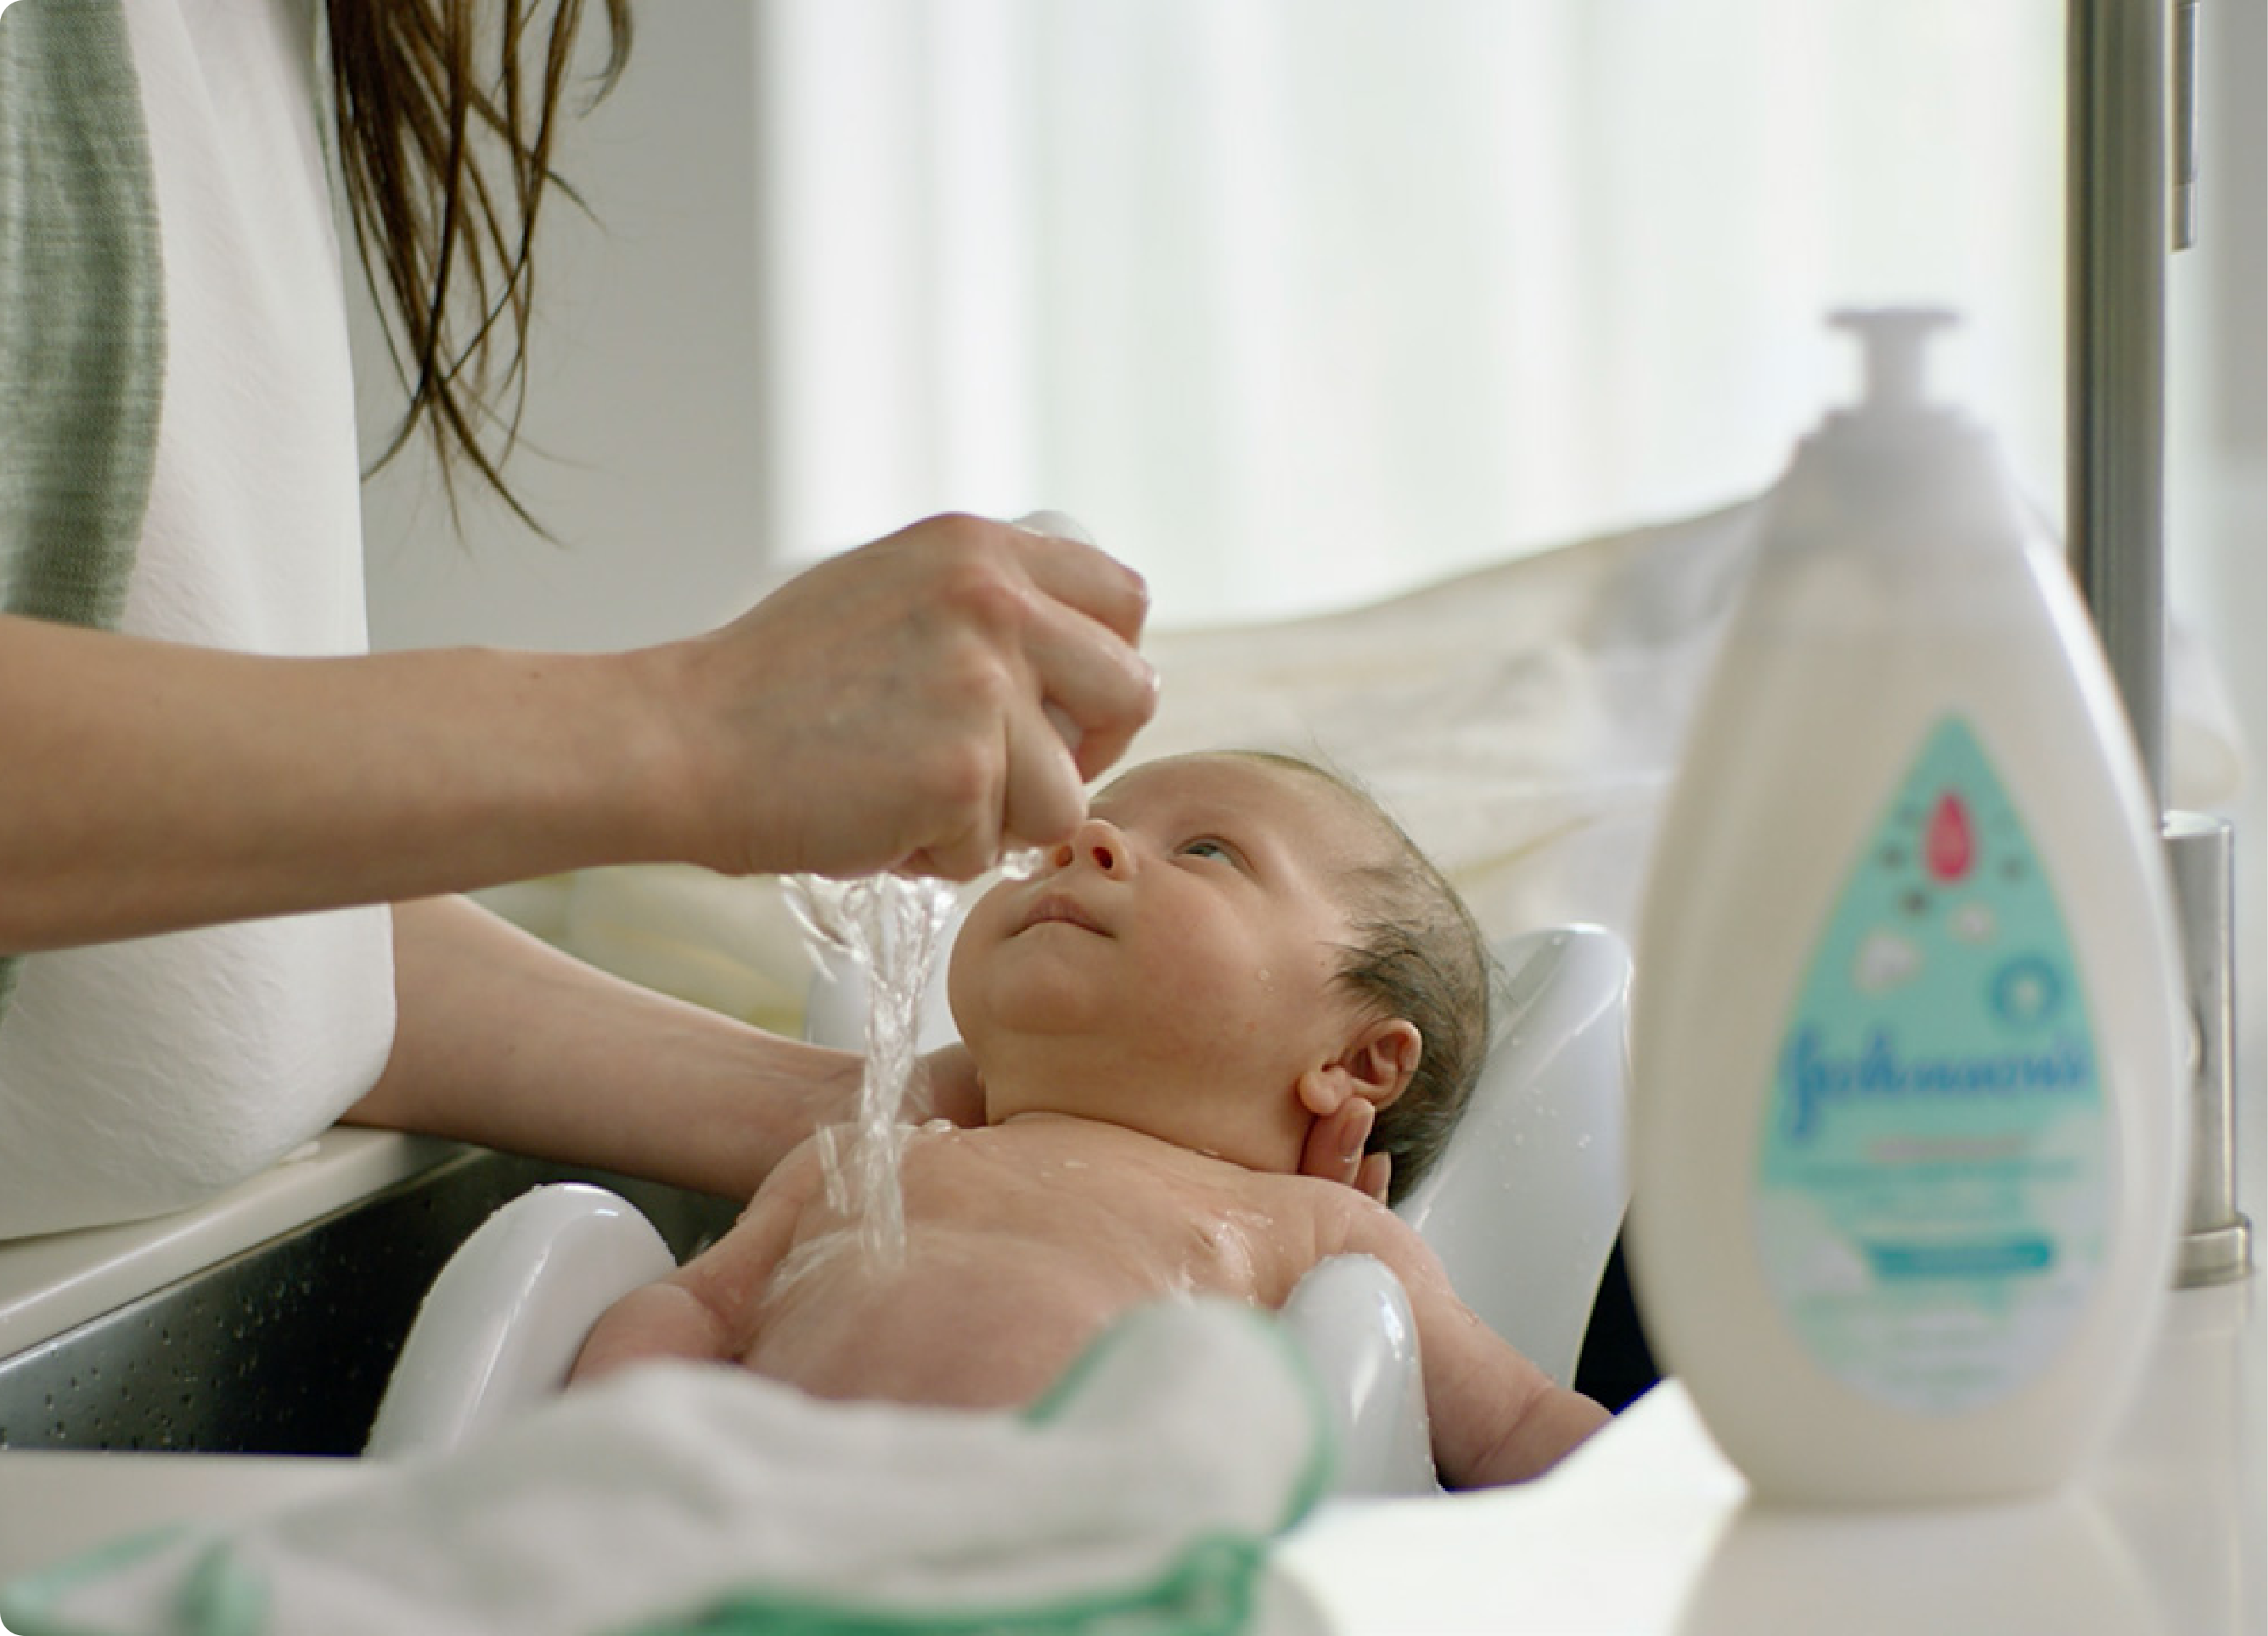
0;1130;460;1361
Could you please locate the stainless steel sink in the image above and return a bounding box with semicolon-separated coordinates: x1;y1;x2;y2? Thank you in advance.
0;1150;736;1455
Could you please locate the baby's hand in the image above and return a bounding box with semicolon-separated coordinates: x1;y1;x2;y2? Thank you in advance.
1299;1099;1391;1202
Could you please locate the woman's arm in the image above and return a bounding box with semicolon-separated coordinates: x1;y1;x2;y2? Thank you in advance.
0;514;1155;953
0;614;687;952
346;894;859;1201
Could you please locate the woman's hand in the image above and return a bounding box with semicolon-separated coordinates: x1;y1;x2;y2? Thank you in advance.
661;514;1157;882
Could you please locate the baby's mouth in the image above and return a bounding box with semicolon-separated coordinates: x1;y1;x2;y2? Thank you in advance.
1016;892;1110;937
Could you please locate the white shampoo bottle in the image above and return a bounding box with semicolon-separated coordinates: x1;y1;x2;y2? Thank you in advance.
1627;310;2188;1505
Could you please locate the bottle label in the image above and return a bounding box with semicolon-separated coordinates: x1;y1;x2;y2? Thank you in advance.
1755;714;2107;1414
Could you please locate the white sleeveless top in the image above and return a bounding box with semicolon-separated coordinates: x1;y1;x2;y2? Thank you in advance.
0;0;396;1236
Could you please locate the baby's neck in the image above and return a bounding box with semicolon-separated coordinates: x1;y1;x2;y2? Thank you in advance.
977;1060;1300;1176
984;1106;1247;1171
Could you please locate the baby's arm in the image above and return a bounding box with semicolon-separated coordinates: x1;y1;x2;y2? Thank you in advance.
570;1145;820;1383
1333;1196;1611;1488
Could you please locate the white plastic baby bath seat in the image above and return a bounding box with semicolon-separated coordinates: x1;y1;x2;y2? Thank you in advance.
367;926;1632;1494
365;1183;675;1458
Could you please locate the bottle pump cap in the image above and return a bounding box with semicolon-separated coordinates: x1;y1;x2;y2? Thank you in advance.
1827;306;1958;419
1781;306;2033;557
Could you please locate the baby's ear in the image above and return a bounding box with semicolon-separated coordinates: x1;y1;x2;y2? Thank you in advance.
1296;1019;1422;1117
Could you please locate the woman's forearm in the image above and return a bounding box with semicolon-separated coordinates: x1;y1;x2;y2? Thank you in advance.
0;519;1157;955
0;614;697;953
348;894;858;1200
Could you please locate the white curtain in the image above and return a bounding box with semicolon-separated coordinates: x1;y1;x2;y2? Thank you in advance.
751;1;2064;628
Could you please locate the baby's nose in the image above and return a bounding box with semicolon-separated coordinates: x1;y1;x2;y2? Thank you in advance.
1054;818;1133;879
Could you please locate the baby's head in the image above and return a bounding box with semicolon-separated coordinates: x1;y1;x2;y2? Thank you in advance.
948;750;1489;1203
1303;759;1492;1204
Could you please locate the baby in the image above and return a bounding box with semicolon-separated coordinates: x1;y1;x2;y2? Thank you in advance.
571;751;1609;1487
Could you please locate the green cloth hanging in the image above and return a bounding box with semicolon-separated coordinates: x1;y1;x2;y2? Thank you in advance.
0;0;166;1016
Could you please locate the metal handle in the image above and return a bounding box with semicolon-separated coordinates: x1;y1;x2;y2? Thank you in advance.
2067;0;2170;807
2174;0;2202;251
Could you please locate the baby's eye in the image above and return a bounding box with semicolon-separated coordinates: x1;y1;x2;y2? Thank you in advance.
1178;837;1241;865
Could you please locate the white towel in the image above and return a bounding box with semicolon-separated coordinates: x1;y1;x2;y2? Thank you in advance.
0;1299;1330;1636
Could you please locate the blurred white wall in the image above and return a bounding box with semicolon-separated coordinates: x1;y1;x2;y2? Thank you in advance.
356;2;775;655
357;3;2258;658
736;0;2074;630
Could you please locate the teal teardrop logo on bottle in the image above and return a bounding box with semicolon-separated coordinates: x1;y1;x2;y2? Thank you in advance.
1755;715;2108;1415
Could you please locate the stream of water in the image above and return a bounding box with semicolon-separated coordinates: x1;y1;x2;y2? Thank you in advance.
784;849;1042;1268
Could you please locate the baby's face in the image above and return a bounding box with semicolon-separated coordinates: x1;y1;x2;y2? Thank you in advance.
948;754;1382;1159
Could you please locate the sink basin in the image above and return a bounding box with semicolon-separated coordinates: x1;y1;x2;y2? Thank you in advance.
0;1150;735;1455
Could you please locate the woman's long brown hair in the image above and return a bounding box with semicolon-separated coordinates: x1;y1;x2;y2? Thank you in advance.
326;0;632;531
